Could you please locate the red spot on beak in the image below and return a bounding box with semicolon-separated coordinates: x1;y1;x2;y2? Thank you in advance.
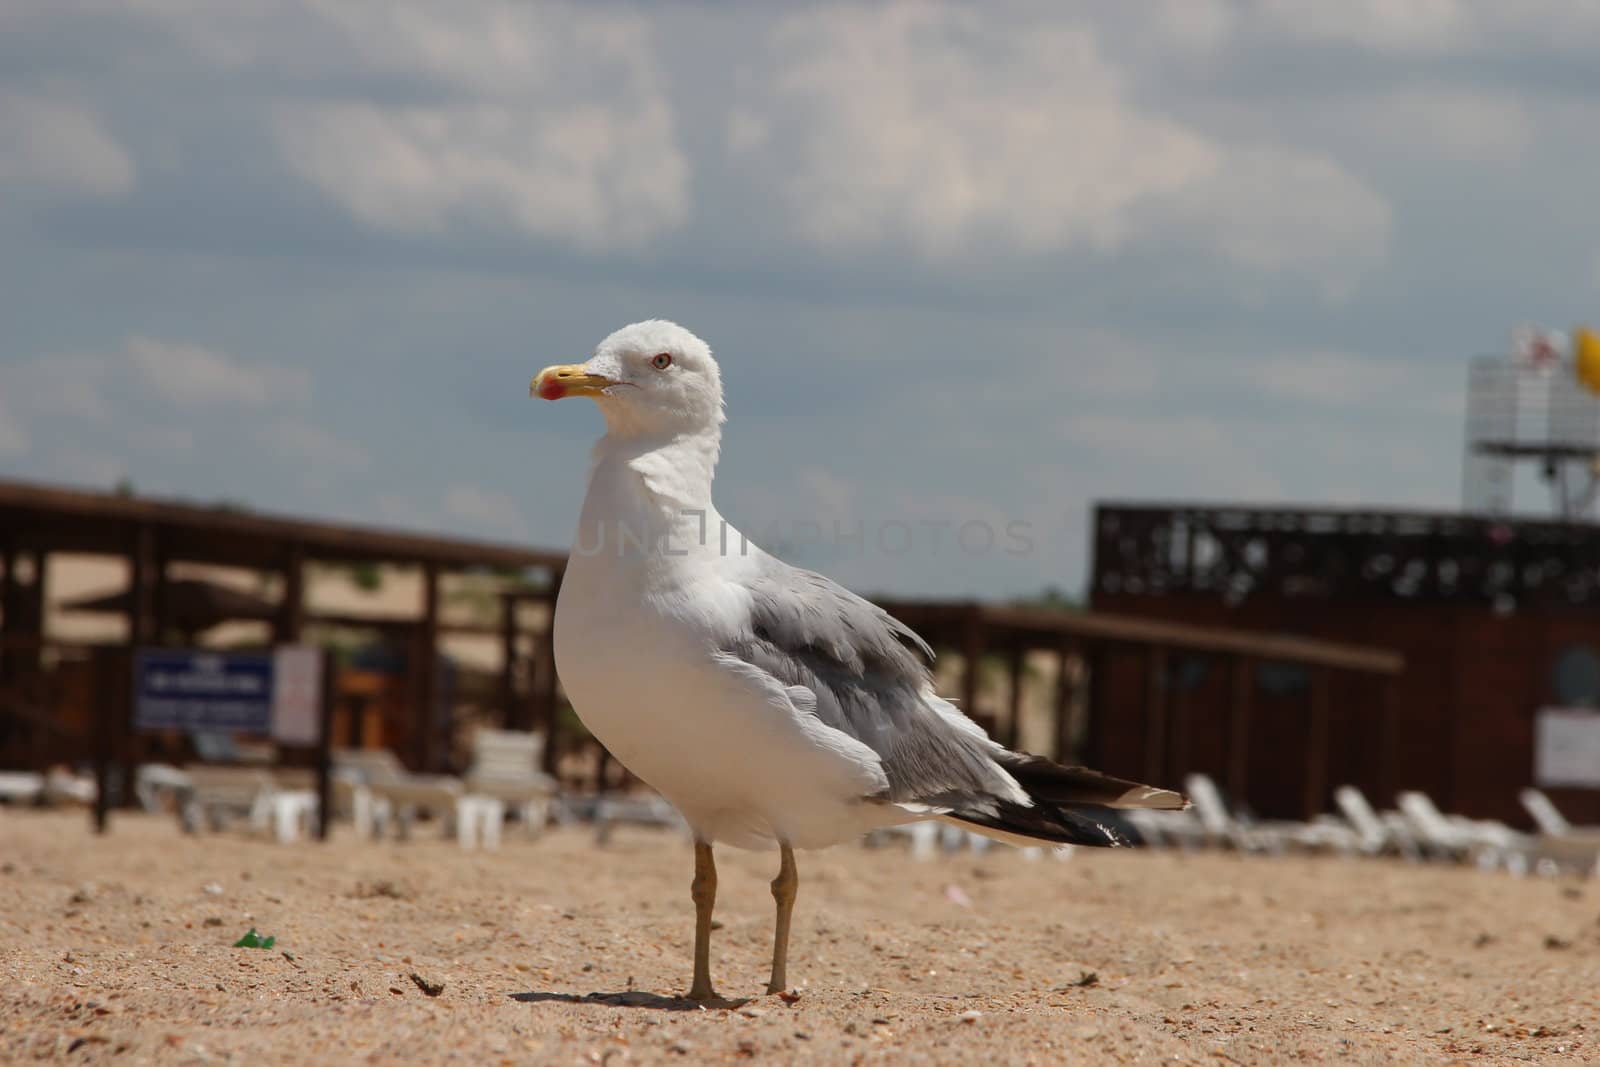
537;378;566;400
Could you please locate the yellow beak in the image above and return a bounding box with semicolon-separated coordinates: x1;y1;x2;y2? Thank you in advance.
532;364;618;400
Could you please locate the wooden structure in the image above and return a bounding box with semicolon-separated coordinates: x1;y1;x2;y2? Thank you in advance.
881;600;1402;822
1092;501;1600;827
1;476;1406;823
0;478;564;776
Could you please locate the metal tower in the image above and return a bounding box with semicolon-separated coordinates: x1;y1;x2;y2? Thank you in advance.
1463;355;1600;519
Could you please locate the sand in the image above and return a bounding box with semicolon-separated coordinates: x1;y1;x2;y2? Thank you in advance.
1;810;1596;1065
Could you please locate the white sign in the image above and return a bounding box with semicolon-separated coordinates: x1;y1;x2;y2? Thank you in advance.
1535;707;1600;788
271;646;324;746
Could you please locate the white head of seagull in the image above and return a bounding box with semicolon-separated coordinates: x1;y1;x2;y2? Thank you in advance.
532;319;724;440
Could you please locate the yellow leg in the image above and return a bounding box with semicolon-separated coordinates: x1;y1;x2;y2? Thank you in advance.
687;840;721;1003
766;843;798;995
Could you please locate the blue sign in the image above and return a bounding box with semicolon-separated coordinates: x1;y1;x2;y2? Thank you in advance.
134;650;275;734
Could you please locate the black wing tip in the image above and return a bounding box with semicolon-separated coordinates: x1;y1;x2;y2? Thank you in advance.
947;802;1147;849
999;753;1188;812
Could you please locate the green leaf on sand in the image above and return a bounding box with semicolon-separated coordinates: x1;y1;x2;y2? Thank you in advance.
233;927;276;949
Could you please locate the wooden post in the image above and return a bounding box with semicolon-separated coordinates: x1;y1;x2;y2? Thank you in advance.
315;647;335;841
1082;644;1105;769
92;647;113;834
1005;646;1025;751
0;537;13;683
1052;645;1075;762
92;647;131;832
1377;675;1399;806
536;569;563;774
961;606;984;736
1169;660;1190;786
1304;665;1333;820
128;525;156;647
277;545;305;643
1143;645;1168;785
152;550;170;645
1227;655;1254;804
414;563;440;772
500;592;519;729
0;537;14;681
8;549;49;678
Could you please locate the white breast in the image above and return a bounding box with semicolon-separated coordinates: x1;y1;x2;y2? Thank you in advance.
553;461;902;850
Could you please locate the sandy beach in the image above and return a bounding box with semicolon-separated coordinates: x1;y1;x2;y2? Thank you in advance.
1;810;1596;1065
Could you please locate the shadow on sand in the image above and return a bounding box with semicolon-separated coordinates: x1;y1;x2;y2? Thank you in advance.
509;990;749;1012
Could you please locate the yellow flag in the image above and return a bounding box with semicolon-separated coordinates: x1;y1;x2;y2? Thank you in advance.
1576;327;1600;394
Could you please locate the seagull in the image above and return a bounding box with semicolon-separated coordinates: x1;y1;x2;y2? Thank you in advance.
533;320;1185;1005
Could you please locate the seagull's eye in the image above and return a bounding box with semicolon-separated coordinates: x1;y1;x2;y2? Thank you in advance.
650;352;673;370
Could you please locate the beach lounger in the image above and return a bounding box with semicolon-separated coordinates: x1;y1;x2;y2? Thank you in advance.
134;763;193;813
333;747;461;840
0;771;45;806
593;792;690;844
43;767;96;806
1185;773;1360;855
1334;785;1422;860
179;765;277;833
866;822;943;859
1519;789;1600;876
1395;791;1538;874
463;728;558;836
1520;788;1600;837
1125;807;1208;850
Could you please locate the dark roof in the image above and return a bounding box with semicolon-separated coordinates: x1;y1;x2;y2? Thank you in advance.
877;599;1403;674
0;477;566;572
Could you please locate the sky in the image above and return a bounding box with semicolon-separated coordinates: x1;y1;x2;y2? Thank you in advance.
4;0;1600;599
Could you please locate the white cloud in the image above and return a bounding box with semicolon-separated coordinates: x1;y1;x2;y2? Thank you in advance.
890;325;1166;435
1254;0;1600;56
724;109;770;157
1151;148;1391;298
1250;351;1416;405
370;485;530;540
1147;0;1236;54
442;485;528;540
1244;350;1463;415
276;99;687;251
1255;0;1471;54
743;4;1219;260
1328;87;1533;164
0;354;115;422
0;93;134;197
51;448;126;487
735;2;1388;287
731;464;860;537
255;419;370;488
265;2;689;251
0;335;368;498
373;492;434;531
127;337;310;408
1060;412;1287;499
2;339;310;428
0;398;29;459
130;425;196;453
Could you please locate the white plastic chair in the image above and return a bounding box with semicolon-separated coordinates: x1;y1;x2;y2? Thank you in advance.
456;794;506;850
333;748;461;839
0;772;45;805
463;729;558;837
1184;773;1360;855
1335;785;1421;860
1396;791;1537;874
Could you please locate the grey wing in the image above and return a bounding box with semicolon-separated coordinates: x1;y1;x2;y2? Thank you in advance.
727;559;1022;810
